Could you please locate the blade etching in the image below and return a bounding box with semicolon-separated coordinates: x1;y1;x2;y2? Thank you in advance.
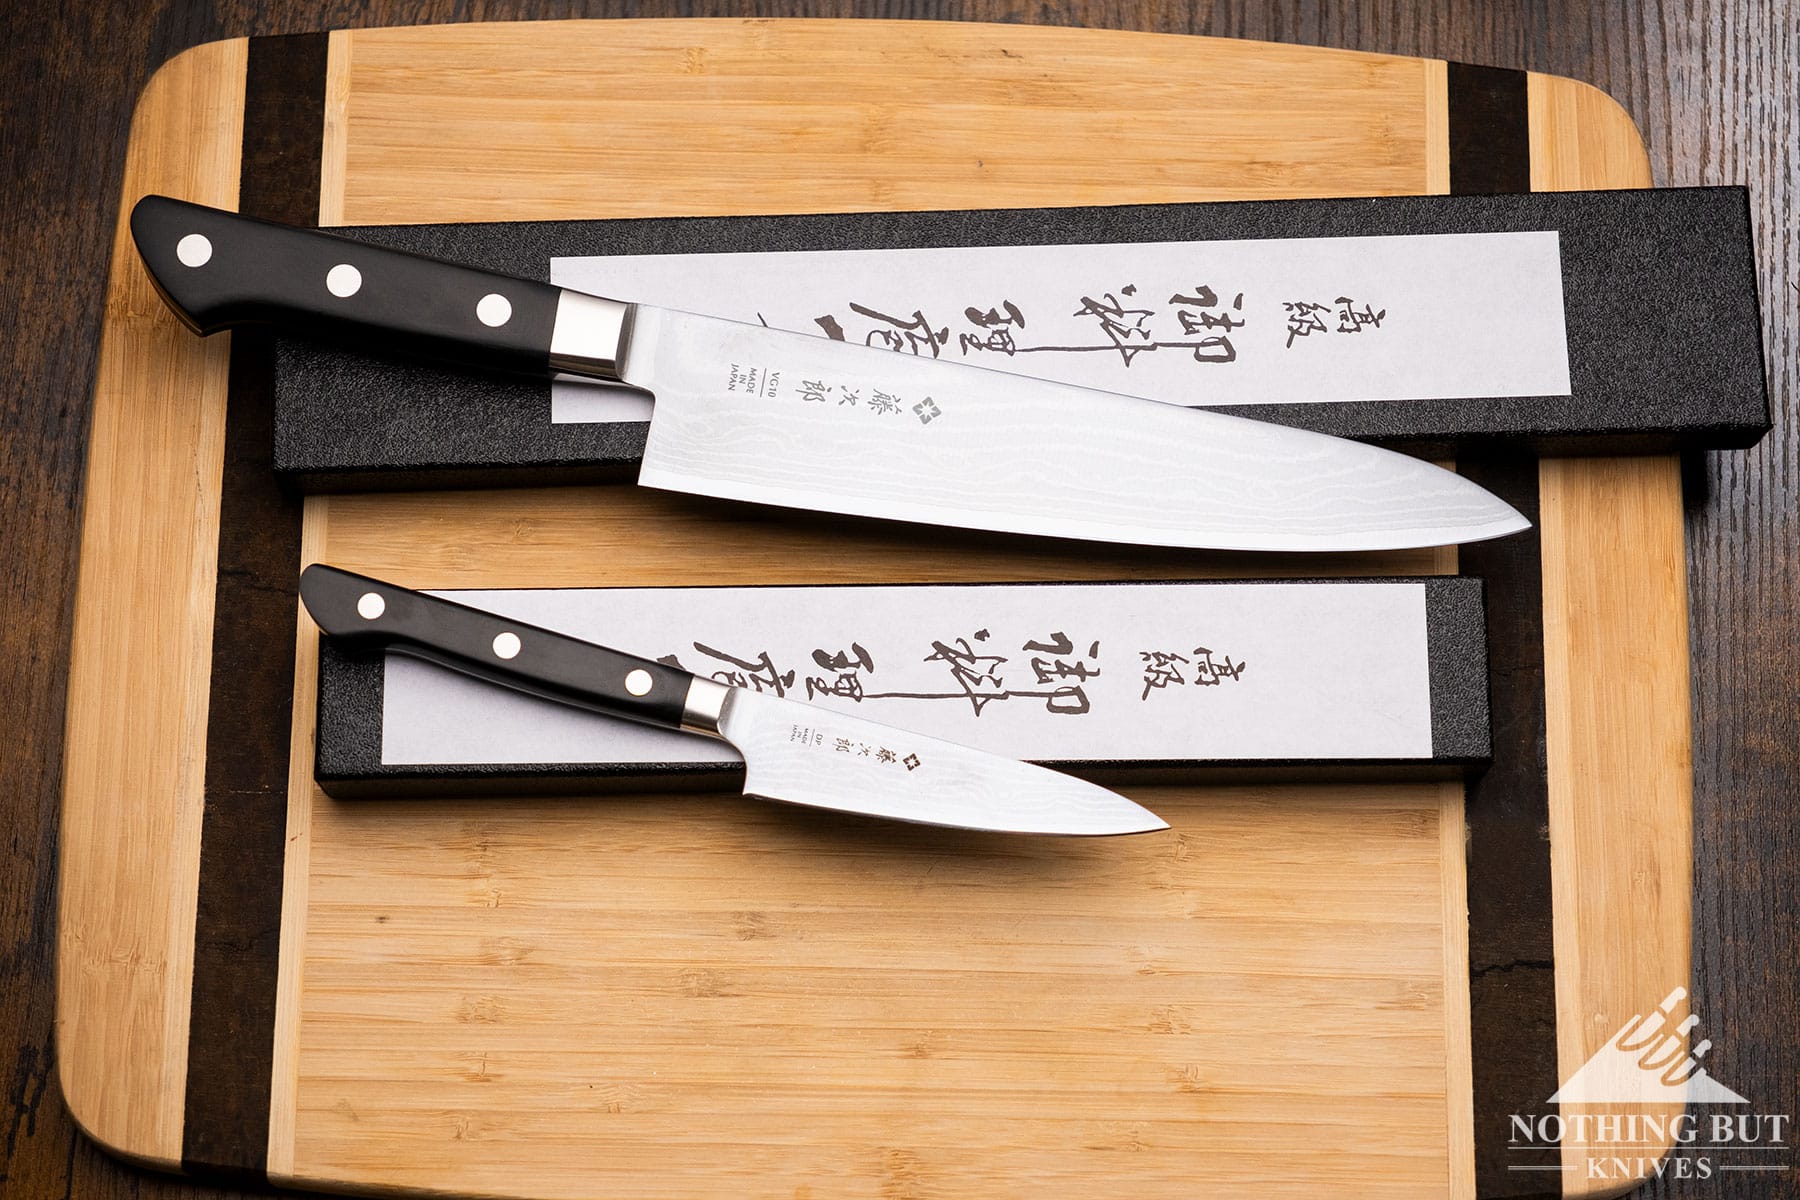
628;308;1527;553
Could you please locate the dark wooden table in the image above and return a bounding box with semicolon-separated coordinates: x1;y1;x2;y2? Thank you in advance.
2;3;1792;1198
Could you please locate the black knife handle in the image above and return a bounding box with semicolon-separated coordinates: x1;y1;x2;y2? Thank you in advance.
130;195;628;380
299;564;699;731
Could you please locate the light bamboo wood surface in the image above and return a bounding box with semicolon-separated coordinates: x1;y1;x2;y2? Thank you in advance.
57;36;244;1168
1527;75;1691;1191
57;19;1690;1200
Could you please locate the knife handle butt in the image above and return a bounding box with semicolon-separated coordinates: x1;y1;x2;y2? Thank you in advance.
130;195;563;377
299;564;695;731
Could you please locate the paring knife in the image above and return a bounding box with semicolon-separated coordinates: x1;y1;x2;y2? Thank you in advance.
133;196;1528;553
299;564;1168;836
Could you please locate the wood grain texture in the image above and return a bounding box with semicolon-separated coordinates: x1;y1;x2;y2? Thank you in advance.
266;508;333;1183
326;19;1445;223
1628;11;1800;1200
282;785;1458;1200
1438;781;1476;1200
1540;455;1692;1199
1526;75;1693;1200
52;37;247;1171
3;5;1793;1200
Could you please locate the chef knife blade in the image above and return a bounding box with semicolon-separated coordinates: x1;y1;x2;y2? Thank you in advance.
134;196;1527;552
298;564;1168;836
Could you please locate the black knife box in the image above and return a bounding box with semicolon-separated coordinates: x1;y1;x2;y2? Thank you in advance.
270;186;1768;494
313;575;1490;798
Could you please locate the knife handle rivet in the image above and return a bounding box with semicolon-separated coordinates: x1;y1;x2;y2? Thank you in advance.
624;668;653;697
175;233;212;268
492;631;522;660
326;263;362;298
355;591;385;620
476;293;513;328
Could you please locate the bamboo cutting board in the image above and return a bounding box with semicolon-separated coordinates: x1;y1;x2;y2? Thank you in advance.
60;20;1692;1200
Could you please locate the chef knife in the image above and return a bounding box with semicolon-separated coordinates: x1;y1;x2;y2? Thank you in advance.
134;196;1527;552
299;564;1168;836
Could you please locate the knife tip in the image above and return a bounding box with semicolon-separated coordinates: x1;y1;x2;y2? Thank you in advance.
1095;807;1171;836
1485;505;1535;541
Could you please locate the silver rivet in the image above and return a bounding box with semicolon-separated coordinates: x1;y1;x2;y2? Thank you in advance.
326;263;362;297
176;233;213;268
492;631;522;660
355;591;385;620
476;292;513;327
624;668;653;696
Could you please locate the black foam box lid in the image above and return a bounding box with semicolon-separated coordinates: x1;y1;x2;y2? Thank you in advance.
273;187;1768;492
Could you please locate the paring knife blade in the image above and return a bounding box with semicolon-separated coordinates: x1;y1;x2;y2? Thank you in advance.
132;197;1528;553
298;565;1168;837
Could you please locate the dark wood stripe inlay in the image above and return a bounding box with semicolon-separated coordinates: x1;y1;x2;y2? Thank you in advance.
181;30;327;1182
1448;59;1559;1200
1458;456;1559;1200
1448;62;1532;195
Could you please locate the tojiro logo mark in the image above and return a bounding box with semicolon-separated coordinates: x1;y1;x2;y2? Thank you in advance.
787;724;921;771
